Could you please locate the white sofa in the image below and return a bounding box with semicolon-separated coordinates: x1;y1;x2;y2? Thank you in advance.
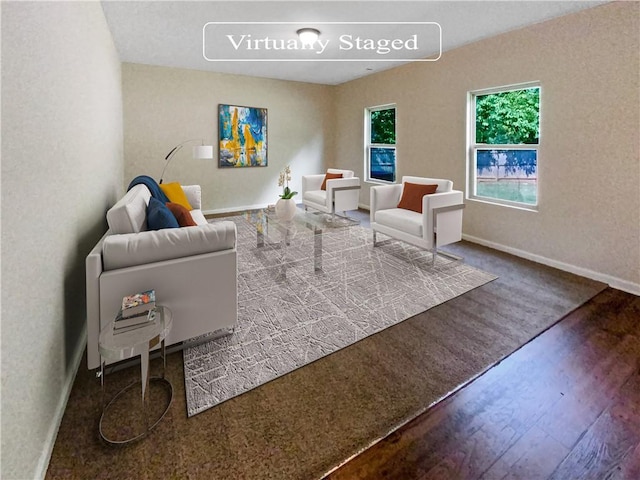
301;168;361;219
85;184;237;369
370;176;464;263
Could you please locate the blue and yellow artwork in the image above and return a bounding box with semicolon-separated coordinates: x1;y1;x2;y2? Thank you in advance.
218;104;267;167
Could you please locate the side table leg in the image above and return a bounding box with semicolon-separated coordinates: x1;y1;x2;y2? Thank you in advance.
161;338;166;379
141;349;150;429
100;359;106;408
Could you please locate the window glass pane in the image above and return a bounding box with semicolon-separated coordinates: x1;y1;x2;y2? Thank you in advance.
475;88;539;144
475;149;537;205
370;147;396;182
370;108;396;144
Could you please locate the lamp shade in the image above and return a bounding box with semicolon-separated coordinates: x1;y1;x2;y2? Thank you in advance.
193;145;214;159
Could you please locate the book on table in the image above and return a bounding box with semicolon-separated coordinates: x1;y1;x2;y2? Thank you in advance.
121;289;156;318
113;308;154;331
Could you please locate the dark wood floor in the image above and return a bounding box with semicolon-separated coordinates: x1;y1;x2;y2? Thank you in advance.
325;287;640;480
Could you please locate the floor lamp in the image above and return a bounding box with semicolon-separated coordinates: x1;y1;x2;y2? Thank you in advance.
159;139;214;184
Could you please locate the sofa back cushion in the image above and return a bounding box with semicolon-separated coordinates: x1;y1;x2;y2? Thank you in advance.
327;168;354;178
106;184;151;234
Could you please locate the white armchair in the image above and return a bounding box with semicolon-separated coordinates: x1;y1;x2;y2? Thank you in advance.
370;176;464;264
302;168;361;220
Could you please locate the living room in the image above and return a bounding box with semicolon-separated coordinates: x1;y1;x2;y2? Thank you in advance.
2;1;639;479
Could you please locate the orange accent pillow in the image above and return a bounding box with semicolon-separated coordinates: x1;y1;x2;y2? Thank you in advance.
165;202;197;227
397;182;438;213
321;172;343;190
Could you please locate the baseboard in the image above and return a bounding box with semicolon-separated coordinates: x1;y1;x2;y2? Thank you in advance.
35;324;87;480
462;234;640;296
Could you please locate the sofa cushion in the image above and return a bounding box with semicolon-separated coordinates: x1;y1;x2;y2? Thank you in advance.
106;184;151;234
303;190;327;206
165;202;197;227
160;182;193;210
321;172;343;190
375;208;423;237
147;197;180;230
102;221;237;270
397;182;438;213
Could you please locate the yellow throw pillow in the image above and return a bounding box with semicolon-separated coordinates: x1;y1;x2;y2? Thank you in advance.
160;182;193;210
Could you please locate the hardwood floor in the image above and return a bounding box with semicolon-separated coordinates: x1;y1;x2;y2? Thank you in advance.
46;210;628;480
325;288;640;480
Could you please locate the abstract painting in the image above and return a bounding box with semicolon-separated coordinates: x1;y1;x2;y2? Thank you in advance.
218;104;267;167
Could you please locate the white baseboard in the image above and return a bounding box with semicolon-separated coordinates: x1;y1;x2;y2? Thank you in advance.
463;234;640;296
36;324;87;480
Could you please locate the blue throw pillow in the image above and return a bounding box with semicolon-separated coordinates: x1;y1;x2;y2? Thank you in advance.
147;197;179;230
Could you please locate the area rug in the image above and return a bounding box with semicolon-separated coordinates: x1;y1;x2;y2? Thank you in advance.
183;212;497;417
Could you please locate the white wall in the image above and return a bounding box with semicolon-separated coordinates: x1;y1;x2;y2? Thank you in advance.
1;2;123;478
334;2;639;292
122;63;335;212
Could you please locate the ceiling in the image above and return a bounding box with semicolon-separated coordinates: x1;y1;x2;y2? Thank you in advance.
101;0;607;85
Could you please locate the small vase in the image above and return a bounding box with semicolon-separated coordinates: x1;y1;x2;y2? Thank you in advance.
275;198;297;221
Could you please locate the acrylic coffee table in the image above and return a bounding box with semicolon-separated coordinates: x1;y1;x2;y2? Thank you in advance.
256;207;327;277
98;305;173;444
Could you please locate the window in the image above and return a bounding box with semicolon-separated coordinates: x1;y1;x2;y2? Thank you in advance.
468;83;540;209
365;105;396;183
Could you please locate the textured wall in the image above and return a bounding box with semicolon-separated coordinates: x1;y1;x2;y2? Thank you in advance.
122;63;335;212
334;2;639;290
1;2;123;478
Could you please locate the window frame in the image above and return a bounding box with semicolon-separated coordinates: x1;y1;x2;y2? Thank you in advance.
365;104;397;184
467;82;541;211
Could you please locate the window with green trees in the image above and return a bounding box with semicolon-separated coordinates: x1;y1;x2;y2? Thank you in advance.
366;105;396;183
469;83;540;208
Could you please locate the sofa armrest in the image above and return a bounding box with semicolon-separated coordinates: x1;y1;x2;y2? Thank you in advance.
86;234;107;369
182;185;202;210
422;190;464;245
326;177;360;211
302;174;325;194
325;176;360;192
102;221;236;270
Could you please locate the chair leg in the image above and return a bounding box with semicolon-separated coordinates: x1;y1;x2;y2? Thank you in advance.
373;231;378;246
432;247;463;266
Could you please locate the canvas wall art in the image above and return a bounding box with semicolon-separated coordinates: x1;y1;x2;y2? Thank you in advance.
218;104;267;167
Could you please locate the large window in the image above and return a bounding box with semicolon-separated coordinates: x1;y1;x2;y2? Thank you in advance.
468;83;540;209
365;105;396;183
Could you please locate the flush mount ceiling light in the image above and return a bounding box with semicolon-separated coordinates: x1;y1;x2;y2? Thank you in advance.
296;28;320;45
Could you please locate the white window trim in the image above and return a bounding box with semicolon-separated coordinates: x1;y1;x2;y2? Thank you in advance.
466;81;541;211
365;104;397;184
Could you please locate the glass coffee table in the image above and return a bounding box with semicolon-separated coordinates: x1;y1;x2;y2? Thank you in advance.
256;207;325;277
98;306;173;444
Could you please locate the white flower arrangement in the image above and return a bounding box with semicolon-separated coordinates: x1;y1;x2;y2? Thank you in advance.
278;165;297;199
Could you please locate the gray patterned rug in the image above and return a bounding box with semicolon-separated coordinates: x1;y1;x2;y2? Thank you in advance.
183;211;497;417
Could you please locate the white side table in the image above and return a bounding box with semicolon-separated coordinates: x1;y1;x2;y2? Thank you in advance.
98;305;173;444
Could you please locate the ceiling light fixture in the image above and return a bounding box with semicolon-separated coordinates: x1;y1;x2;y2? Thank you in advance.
296;28;320;45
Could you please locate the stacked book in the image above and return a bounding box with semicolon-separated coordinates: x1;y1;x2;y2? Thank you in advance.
113;289;156;333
